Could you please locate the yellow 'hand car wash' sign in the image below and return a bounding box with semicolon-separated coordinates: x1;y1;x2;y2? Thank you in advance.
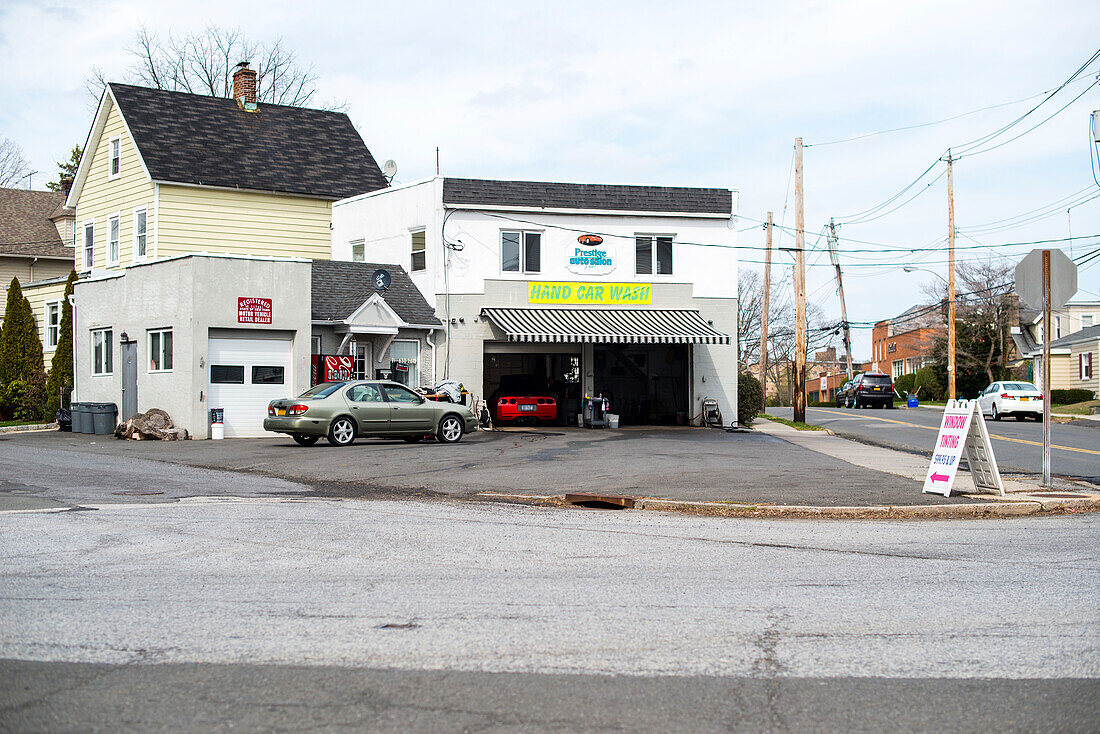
528;281;652;305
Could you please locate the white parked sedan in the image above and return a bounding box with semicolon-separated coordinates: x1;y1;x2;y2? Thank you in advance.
976;381;1043;421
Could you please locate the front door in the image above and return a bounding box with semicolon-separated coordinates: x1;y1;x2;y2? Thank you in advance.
345;383;389;434
121;340;138;420
382;383;436;432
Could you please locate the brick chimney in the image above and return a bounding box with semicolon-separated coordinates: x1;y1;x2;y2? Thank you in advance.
232;61;257;106
60;175;73;196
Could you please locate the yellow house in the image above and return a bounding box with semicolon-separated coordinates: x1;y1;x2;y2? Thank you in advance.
66;66;388;273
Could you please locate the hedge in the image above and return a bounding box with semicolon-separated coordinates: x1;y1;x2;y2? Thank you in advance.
1051;388;1095;405
738;371;764;426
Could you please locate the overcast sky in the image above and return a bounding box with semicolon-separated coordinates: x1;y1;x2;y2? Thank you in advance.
2;0;1098;357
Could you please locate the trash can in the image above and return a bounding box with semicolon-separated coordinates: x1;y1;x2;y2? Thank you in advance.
210;408;225;440
72;403;91;434
583;396;609;428
907;394;919;408
90;403;118;435
607;413;620;429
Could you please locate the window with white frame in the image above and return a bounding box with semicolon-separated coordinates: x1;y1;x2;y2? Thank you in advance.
71;220;76;248
1081;352;1094;381
148;329;173;372
411;229;426;272
1054;316;1062;339
635;235;673;275
388;339;419;386
1083;314;1095;329
350;239;365;262
46;301;60;349
892;359;904;379
83;221;94;270
501;231;541;273
107;214;120;265
108;137;121;179
311;335;322;354
92;329;112;375
133;207;148;260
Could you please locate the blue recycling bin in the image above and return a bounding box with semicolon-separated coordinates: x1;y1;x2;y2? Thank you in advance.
907;395;919;408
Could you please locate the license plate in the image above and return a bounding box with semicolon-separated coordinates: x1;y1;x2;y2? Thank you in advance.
874;387;882;391
518;404;537;411
277;408;287;416
1020;397;1030;401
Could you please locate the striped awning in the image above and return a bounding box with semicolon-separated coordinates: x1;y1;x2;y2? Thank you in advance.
481;308;731;345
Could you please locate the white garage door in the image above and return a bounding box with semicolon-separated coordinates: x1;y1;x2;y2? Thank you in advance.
208;336;293;438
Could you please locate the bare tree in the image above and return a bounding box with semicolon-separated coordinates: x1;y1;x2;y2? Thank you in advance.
85;25;342;110
0;137;32;188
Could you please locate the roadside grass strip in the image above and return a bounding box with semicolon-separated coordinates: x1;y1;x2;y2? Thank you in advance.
760;415;827;431
811;407;1100;457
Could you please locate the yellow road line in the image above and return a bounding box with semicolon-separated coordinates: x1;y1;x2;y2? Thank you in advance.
810;407;1100;457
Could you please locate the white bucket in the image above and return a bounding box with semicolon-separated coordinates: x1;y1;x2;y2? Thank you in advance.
577;413;584;428
608;413;619;429
211;422;225;440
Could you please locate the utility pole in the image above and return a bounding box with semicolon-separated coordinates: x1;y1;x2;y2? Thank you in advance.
946;150;957;401
759;212;773;395
827;219;853;380
793;137;807;423
1042;249;1052;487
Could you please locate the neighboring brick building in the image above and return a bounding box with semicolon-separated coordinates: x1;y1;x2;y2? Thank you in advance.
870;303;940;379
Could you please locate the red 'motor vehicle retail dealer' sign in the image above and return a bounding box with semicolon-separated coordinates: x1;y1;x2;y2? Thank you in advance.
238;297;272;324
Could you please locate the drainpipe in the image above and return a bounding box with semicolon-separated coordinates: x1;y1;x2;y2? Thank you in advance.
68;293;77;402
426;329;437;384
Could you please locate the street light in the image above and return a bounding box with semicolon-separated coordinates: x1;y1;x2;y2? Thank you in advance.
903;265;955;400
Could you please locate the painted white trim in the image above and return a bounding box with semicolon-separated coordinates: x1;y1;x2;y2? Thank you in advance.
410;227;427;273
152;179;337;201
147;328;173;373
499;229;543;276
67;86;153;208
345;292;406;327
91;327;113;376
81;220;95;272
633;233;677;277
107;136;122;180
447;202;731;219
45;300;61;351
106;212;121;267
132;206;149;263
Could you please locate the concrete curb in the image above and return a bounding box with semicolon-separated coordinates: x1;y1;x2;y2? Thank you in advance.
0;422;57;434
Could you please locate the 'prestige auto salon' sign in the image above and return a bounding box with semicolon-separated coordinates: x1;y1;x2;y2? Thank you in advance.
566;234;616;276
238;297;272;324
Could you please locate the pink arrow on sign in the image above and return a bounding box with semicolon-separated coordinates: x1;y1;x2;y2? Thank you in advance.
930;473;950;483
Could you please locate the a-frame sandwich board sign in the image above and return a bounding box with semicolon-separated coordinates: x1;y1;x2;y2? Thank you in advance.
923;399;1005;497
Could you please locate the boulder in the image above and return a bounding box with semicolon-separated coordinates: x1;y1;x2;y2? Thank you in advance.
115;408;188;440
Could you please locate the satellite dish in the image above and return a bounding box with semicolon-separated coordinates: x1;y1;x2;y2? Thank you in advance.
383;159;398;181
372;268;392;292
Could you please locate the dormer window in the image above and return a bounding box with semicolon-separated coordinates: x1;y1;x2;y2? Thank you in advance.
108;137;121;179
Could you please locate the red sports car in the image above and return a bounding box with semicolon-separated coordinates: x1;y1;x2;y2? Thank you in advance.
493;375;558;424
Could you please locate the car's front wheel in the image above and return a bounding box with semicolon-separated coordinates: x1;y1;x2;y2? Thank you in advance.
436;415;464;444
327;416;356;447
292;434;319;446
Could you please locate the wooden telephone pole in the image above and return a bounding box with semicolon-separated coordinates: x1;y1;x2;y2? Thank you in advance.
827;219;853;380
758;212;773;395
793;138;807;423
946;150;957;401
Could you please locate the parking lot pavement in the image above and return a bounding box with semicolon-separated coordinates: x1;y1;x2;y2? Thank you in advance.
1;426;973;508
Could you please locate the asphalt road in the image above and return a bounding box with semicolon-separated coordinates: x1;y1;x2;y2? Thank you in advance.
2;500;1097;731
770;406;1100;484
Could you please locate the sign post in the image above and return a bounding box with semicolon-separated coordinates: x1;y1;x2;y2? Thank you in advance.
923;399;1004;497
1015;249;1078;487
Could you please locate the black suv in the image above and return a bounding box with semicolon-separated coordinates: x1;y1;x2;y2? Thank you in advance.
843;372;894;409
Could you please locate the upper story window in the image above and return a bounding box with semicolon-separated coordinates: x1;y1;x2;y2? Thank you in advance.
350;239;365;262
46;302;60;349
1054;316;1062;339
107;214;120;266
410;229;426;272
92;328;113;375
1083;314;1095;329
148;328;173;372
502;231;541;274
108;137;121;179
134;208;148;260
83;221;94;270
635;235;673;275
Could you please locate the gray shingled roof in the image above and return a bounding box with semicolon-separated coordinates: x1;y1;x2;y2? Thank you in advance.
311;260;440;326
442;178;732;215
109;83;389;200
0;188;72;259
1050;324;1100;348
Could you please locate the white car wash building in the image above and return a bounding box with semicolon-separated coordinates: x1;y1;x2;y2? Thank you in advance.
331;177;739;426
